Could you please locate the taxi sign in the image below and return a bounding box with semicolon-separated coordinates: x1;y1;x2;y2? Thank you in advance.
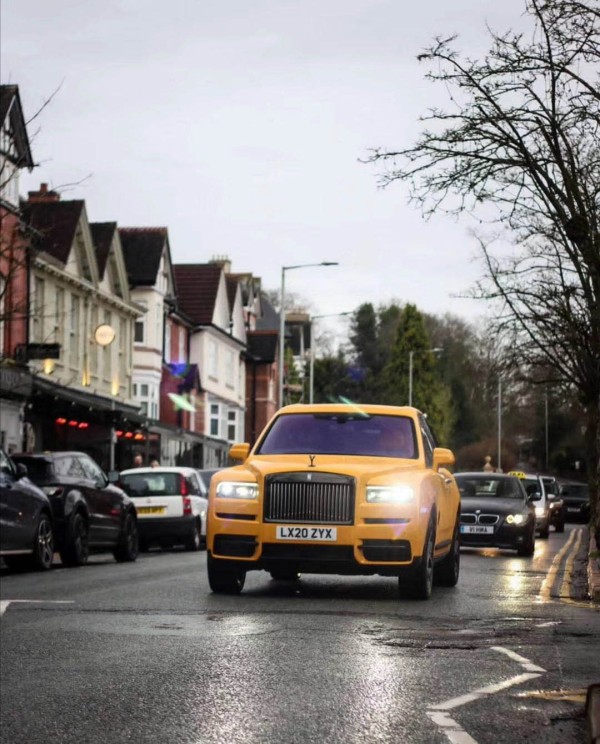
508;471;526;479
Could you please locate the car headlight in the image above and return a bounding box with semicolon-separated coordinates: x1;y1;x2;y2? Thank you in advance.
216;481;258;499
366;485;414;504
506;514;526;525
535;506;547;517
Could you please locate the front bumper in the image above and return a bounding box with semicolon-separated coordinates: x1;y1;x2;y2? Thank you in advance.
459;522;533;551
207;518;427;576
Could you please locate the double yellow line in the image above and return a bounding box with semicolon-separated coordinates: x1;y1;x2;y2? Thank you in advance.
538;528;596;607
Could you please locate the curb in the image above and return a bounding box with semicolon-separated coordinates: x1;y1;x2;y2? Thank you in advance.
588;529;600;603
588;684;600;744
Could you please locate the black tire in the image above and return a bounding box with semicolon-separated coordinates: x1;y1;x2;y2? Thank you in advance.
434;520;460;587
269;568;300;582
185;519;202;552
517;528;535;557
113;511;139;563
31;512;54;571
401;520;435;600
539;525;550;540
207;553;245;594
555;518;565;534
61;511;89;567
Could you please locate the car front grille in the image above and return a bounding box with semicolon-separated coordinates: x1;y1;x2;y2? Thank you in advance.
461;513;500;526
264;472;355;525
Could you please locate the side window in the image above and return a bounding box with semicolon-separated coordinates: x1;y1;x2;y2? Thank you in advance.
79;455;105;484
0;449;15;476
186;474;200;495
419;415;436;468
56;456;86;478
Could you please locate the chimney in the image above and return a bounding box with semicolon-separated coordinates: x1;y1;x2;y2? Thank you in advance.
210;255;232;273
28;183;60;203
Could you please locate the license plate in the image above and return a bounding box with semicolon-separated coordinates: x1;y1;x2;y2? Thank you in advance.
460;525;494;535
567;507;579;512
276;526;337;541
136;506;166;515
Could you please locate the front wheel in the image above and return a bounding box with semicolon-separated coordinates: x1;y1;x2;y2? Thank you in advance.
434;521;460;587
32;513;54;571
207;554;246;594
401;522;435;600
555;518;565;534
61;512;89;567
517;529;535;557
113;511;139;563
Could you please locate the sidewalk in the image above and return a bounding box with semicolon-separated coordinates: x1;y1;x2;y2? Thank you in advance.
588;528;600;603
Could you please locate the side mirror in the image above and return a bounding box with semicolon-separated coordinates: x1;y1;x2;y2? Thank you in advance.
229;443;250;462
433;447;455;470
107;470;120;483
16;463;28;479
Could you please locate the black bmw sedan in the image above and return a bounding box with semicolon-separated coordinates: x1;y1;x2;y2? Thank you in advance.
454;472;537;557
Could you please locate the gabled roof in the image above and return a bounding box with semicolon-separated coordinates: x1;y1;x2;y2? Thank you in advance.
256;292;280;332
225;275;239;312
26;200;85;263
90;222;117;279
0;85;33;169
119;227;168;286
173;263;222;325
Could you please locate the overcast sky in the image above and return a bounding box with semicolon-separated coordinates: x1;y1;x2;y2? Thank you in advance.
2;0;528;340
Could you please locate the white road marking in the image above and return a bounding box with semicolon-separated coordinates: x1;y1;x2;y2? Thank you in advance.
427;648;545;744
536;621;562;627
538;529;577;601
0;599;74;616
490;646;546;673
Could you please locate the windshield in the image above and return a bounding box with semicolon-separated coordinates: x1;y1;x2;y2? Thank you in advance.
256;413;418;458
455;475;525;499
120;472;181;496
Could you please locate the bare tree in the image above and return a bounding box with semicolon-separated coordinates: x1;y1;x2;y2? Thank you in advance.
366;0;600;535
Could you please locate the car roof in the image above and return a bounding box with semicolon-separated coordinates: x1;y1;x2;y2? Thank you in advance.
120;466;198;475
276;403;421;417
455;472;518;479
12;451;90;459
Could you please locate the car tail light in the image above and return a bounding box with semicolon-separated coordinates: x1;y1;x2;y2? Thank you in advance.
179;475;189;496
183;496;192;516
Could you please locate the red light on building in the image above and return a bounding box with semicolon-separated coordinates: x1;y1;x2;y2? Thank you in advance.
115;430;123;437
78;422;89;429
133;433;145;440
56;418;67;425
68;420;78;427
124;432;133;439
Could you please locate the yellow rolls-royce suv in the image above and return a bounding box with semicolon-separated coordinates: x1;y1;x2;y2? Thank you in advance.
206;403;461;600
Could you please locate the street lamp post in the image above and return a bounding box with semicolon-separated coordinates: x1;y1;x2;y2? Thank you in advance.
408;347;443;407
308;311;352;404
278;262;338;409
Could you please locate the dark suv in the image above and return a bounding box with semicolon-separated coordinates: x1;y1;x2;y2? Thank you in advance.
12;451;138;567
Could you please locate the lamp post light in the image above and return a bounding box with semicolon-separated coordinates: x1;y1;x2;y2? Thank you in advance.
278;262;338;408
308;311;352;404
408;347;443;407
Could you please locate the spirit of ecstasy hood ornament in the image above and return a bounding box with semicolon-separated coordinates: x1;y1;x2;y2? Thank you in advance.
308;455;316;467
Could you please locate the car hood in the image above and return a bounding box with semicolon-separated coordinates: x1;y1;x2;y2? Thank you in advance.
461;497;529;515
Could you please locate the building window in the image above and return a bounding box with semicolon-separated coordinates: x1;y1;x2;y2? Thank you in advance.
227;410;237;442
33;277;45;342
103;310;111;380
225;349;234;388
69;294;79;367
119;318;126;382
178;329;185;362
0;274;5;353
208;339;218;379
210;403;219;436
164;321;171;363
134;301;147;345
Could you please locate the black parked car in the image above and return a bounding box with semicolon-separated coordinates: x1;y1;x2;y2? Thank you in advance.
0;448;55;571
12;451;138;567
559;480;590;522
455;472;537;557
